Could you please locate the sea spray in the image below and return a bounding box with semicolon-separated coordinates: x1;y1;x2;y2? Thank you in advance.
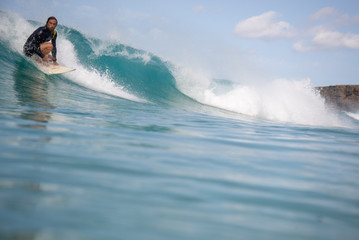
0;11;33;54
171;65;344;126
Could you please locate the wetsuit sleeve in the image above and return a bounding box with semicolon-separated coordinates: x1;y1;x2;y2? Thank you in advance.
31;27;45;59
51;32;57;61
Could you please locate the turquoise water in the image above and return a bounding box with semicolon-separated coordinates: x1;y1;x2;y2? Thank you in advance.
1;12;359;240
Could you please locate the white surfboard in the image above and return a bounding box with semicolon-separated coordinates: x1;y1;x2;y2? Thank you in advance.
37;63;76;75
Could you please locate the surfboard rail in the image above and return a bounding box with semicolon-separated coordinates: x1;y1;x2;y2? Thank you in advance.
37;63;76;75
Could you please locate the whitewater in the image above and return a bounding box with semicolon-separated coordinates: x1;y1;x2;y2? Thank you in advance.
1;11;359;240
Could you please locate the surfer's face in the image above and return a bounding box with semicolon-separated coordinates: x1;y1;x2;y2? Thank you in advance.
47;19;57;31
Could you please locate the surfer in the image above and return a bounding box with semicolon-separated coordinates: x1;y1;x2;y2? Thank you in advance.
23;16;59;65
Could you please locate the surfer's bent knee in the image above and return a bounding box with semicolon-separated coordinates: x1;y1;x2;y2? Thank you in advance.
41;42;53;49
40;42;53;55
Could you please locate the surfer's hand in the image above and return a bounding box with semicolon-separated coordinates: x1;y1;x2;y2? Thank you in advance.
43;55;51;62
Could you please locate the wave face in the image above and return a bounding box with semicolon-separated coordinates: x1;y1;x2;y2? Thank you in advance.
1;11;359;240
58;27;191;105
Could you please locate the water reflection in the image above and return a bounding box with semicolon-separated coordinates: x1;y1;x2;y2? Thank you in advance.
13;59;54;130
6;59;55;240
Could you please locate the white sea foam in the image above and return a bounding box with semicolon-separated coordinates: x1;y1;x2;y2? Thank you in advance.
346;112;359;121
172;65;346;127
0;11;34;53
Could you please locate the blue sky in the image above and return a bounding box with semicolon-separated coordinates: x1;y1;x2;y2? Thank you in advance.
1;0;359;86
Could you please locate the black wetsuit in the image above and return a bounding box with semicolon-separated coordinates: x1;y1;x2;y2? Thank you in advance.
23;26;57;61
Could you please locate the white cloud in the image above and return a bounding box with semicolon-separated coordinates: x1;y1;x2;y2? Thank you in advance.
311;7;338;20
293;30;359;51
193;5;206;13
312;30;359;49
293;7;359;51
311;6;359;25
235;7;359;51
234;11;295;39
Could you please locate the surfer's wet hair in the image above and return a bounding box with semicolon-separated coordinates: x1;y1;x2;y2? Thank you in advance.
46;16;58;26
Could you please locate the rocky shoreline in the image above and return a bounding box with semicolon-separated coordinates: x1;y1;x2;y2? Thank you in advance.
316;85;359;112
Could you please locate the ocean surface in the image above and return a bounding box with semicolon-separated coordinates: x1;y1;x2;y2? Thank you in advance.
1;11;359;240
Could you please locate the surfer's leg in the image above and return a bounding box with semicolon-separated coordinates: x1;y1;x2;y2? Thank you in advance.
23;44;35;58
40;42;53;56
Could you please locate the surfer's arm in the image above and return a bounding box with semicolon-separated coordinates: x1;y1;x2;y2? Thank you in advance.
51;32;57;62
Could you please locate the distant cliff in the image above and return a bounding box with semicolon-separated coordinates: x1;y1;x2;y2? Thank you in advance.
316;85;359;112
